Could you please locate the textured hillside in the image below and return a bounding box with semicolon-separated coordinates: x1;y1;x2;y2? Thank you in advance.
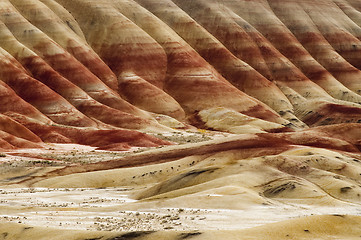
0;0;360;150
0;0;361;239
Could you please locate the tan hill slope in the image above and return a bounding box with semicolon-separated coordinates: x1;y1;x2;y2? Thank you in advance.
0;0;360;149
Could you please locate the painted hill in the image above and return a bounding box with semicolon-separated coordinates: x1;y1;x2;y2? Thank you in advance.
0;0;360;239
0;0;360;150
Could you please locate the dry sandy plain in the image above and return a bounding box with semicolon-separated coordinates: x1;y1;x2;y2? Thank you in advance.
1;130;361;239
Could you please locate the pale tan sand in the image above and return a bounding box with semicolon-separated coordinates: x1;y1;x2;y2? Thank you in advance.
1;135;360;239
0;214;360;240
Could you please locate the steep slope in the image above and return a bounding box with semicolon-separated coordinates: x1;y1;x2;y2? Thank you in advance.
0;0;360;149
